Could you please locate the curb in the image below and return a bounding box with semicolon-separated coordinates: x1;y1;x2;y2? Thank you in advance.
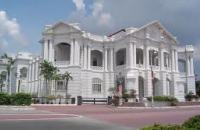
31;104;77;107
0;106;35;111
118;105;200;109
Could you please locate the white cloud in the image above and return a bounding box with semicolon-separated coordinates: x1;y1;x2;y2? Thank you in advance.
72;0;85;11
0;10;27;48
69;0;113;34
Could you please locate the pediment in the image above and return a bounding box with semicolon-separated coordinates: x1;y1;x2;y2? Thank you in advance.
133;21;177;45
44;22;82;35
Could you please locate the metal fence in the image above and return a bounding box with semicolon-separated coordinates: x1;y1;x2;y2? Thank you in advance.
32;97;76;104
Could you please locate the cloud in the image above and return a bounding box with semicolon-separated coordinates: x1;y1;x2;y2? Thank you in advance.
0;10;27;49
69;0;114;34
72;0;85;11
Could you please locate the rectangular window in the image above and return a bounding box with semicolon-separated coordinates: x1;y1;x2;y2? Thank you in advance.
56;81;64;90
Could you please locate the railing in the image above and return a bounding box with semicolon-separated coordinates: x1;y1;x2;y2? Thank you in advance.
91;66;104;70
32;97;76;104
82;97;108;104
55;61;70;66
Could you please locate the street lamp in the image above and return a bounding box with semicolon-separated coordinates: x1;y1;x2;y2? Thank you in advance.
150;49;157;107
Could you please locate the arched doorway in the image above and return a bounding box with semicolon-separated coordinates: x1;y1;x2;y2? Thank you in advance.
153;78;160;96
138;76;144;101
116;48;126;66
54;43;71;64
91;50;103;66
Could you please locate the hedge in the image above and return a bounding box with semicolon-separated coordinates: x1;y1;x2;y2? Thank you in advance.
0;93;10;105
147;96;178;102
141;115;200;130
0;92;31;106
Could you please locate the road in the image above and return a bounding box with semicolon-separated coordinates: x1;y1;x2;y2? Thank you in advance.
0;105;199;130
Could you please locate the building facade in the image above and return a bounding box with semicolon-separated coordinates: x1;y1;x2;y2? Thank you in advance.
27;21;195;101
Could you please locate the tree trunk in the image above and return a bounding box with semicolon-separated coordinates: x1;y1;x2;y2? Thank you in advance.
45;79;48;97
65;80;69;104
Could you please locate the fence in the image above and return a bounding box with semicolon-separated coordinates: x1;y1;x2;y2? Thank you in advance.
32;97;76;104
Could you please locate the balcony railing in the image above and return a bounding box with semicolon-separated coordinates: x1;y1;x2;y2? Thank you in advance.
55;61;70;66
91;66;104;71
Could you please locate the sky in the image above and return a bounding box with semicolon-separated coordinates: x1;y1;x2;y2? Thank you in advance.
0;0;200;78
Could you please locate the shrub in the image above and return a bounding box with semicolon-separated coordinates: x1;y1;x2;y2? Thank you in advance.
0;93;10;105
147;96;178;102
141;124;188;130
185;92;198;101
11;93;32;106
182;115;200;130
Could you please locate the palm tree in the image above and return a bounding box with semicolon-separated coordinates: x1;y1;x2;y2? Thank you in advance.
60;71;72;102
40;60;58;96
1;53;14;94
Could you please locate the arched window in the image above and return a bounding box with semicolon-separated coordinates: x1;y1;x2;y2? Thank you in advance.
91;50;103;66
20;67;28;78
149;50;159;66
92;78;102;93
178;59;186;73
1;71;7;80
116;48;126;66
55;43;71;62
164;52;170;67
136;48;143;65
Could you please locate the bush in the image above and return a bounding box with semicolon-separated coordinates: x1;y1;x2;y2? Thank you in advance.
0;93;10;105
11;93;32;106
141;115;200;130
185;92;199;101
141;124;188;130
182;115;200;130
147;96;178;102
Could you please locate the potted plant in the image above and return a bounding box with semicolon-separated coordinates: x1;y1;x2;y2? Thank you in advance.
47;95;56;104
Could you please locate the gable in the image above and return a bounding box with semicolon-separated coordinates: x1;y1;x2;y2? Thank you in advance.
133;21;177;45
44;22;82;35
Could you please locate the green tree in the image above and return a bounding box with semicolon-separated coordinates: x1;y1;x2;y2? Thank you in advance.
60;72;72;102
1;53;14;93
40;60;58;96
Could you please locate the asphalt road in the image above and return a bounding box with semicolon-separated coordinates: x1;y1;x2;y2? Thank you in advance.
0;117;135;130
0;105;199;130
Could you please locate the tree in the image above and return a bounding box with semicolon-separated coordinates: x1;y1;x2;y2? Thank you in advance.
60;71;72;102
1;53;14;93
40;60;58;96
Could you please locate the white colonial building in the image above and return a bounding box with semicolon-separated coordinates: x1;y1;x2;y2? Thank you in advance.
25;21;195;101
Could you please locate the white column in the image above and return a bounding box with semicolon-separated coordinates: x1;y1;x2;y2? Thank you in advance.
87;45;91;69
49;40;53;62
175;50;178;72
171;49;175;72
133;43;136;67
43;40;48;60
110;48;114;71
187;56;190;76
160;49;164;71
190;57;194;75
74;40;80;65
28;62;32;93
129;42;134;68
104;48;108;71
84;44;87;69
145;46;149;69
70;40;74;65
